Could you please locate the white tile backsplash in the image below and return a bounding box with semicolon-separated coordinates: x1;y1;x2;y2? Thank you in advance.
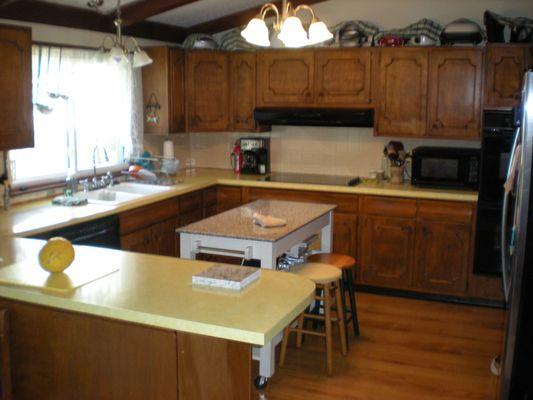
143;126;480;178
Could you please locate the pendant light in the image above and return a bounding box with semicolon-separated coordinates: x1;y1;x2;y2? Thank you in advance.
241;0;332;48
97;0;153;68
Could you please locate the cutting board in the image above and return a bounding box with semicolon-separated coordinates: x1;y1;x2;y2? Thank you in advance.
0;258;119;293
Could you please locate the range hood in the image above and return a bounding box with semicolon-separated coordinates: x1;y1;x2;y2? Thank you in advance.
254;108;374;127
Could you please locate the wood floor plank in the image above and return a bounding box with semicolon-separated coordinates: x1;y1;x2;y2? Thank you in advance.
253;293;504;400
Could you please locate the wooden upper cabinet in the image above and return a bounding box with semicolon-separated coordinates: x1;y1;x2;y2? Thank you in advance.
485;44;528;108
427;49;483;139
142;47;185;135
186;50;230;132
230;52;258;131
0;24;33;151
257;50;314;106
375;48;428;137
169;49;186;132
314;48;372;106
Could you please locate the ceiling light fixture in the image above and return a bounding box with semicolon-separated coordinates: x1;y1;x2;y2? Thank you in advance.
241;0;333;48
98;0;153;68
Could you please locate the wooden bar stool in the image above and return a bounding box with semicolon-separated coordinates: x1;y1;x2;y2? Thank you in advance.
279;263;347;376
308;253;360;345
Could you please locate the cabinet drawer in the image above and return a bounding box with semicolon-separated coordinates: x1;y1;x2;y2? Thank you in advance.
180;191;203;214
362;196;417;218
119;198;179;235
203;187;217;207
418;200;473;224
247;188;358;213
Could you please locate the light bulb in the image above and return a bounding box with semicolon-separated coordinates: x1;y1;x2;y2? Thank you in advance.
278;16;309;48
241;18;270;47
308;20;333;45
133;49;153;68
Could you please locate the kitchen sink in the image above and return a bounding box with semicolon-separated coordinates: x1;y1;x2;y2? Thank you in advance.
108;182;173;196
79;183;173;205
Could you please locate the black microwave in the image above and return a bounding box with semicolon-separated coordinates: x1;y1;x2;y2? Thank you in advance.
411;146;480;189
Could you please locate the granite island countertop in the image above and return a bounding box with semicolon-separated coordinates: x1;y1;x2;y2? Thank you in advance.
177;199;336;242
0;168;478;238
0;238;315;345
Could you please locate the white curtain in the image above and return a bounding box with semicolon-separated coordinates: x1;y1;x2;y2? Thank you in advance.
10;45;142;185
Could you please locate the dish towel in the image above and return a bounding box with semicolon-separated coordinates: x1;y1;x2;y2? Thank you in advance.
252;212;287;228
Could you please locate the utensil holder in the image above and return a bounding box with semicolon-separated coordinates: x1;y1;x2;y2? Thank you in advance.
390;165;404;184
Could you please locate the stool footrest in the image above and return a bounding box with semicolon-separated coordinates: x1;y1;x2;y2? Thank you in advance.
288;328;325;338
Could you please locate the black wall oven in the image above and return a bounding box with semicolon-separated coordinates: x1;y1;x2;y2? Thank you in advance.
411;146;480;189
474;109;517;276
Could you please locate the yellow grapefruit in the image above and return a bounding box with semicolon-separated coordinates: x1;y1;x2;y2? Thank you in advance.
38;237;75;273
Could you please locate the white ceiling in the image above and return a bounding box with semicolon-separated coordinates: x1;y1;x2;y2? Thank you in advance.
42;0;138;13
147;0;267;28
41;0;267;27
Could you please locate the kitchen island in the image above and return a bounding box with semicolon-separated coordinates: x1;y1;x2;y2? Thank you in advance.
178;199;335;385
0;238;315;400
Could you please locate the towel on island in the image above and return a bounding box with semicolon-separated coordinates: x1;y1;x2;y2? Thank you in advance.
252;212;287;228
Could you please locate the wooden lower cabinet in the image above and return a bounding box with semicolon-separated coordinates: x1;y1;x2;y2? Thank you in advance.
217;186;242;213
332;213;357;258
414;221;471;295
121;218;179;257
120;226;153;254
360;215;415;289
0;298;251;400
152;218;180;257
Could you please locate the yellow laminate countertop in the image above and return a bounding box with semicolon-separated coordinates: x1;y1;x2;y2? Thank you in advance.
0;168;478;238
0;238;315;346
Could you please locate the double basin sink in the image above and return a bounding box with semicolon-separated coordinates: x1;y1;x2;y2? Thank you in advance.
78;183;173;206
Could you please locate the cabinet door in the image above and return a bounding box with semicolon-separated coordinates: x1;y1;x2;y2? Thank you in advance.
151;218;179;257
315;49;372;106
427;49;483;139
257;50;314;106
375;48;428;137
231;52;257;131
169;48;186;133
186;51;230;131
0;24;33;151
414;221;471;295
360;215;415;289
121;227;153;254
332;213;357;259
142;47;171;135
485;45;527;108
217;186;242;213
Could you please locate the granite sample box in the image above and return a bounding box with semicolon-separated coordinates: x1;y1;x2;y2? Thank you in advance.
192;264;261;290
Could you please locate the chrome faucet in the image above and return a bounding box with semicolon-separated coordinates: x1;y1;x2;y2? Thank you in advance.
92;145;109;185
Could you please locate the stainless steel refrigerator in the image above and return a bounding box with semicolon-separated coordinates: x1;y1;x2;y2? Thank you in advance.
500;71;533;400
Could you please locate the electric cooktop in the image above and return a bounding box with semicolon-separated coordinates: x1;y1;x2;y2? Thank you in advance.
259;172;360;187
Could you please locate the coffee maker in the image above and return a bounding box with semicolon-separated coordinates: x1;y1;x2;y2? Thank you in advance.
240;137;270;175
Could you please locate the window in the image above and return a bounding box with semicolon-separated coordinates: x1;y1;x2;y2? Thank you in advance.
9;45;141;188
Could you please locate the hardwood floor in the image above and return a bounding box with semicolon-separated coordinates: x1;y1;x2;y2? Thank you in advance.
254;293;505;400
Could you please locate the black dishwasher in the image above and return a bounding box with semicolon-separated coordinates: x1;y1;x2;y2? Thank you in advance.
31;215;121;249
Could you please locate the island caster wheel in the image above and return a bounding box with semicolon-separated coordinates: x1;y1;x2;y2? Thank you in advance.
254;375;268;390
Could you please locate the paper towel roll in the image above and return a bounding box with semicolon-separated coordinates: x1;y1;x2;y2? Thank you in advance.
163;140;174;159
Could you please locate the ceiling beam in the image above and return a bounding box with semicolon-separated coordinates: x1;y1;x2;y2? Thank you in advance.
119;0;202;26
0;0;20;7
0;0;187;43
188;0;329;35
